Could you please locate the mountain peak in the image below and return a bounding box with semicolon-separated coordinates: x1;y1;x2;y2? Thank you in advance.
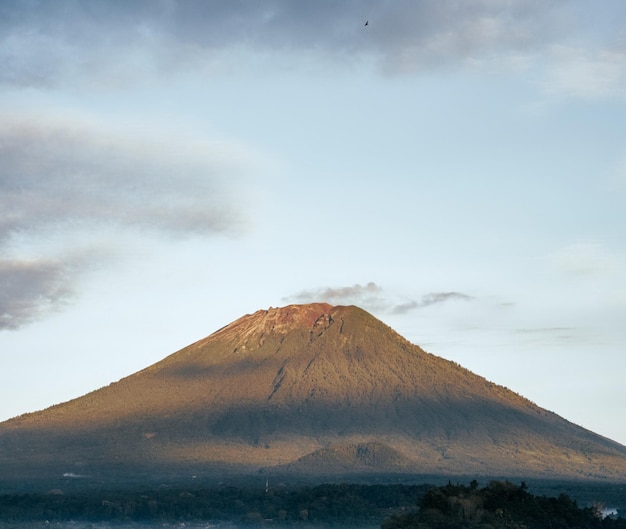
212;302;335;340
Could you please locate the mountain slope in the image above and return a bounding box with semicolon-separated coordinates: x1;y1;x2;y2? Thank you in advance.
2;303;626;482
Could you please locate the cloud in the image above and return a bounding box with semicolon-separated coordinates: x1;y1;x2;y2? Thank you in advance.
0;259;76;330
285;282;384;307
420;291;474;306
511;327;602;350
390;292;474;314
515;327;576;342
541;45;626;100
549;243;621;277
285;283;473;314
0;112;247;244
0;111;259;330
2;1;624;97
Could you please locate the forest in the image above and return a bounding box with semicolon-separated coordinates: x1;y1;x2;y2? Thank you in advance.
0;481;624;527
0;482;427;525
383;480;626;529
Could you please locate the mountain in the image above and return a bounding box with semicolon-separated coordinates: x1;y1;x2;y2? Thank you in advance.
2;303;626;484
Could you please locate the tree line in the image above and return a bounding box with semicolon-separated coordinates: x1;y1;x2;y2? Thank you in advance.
1;481;624;527
383;480;626;529
0;482;428;524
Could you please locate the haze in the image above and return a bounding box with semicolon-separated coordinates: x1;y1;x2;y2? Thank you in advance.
1;1;625;447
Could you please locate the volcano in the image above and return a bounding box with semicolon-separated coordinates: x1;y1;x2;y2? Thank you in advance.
2;303;626;483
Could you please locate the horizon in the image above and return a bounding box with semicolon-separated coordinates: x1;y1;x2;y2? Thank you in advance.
1;1;626;449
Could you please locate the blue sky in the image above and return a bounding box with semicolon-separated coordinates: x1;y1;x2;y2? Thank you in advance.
1;1;626;446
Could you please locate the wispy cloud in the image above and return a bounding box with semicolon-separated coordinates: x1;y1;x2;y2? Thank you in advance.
549;243;621;277
541;46;626;100
1;1;624;99
513;327;585;349
390;292;474;314
285;282;384;308
285;283;474;314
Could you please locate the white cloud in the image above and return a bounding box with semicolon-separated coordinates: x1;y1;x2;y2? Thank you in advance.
550;243;621;276
542;45;626;100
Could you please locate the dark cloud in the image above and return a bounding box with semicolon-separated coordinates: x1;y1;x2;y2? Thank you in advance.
0;259;75;330
0;0;612;86
0;114;244;243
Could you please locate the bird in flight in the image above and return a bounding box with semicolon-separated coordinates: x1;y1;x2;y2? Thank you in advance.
364;20;368;26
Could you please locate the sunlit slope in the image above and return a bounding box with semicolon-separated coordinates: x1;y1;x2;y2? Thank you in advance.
2;303;626;481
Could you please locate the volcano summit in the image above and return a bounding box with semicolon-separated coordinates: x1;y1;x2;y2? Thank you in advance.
2;303;626;483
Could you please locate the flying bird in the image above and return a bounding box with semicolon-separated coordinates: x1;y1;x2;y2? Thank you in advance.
364;20;369;26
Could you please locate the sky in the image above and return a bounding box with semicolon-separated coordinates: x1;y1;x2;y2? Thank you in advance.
1;1;626;446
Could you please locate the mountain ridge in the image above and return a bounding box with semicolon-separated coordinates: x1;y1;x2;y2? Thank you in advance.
2;303;625;483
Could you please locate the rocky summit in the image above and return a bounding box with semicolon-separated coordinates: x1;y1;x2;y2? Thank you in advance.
2;303;626;484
